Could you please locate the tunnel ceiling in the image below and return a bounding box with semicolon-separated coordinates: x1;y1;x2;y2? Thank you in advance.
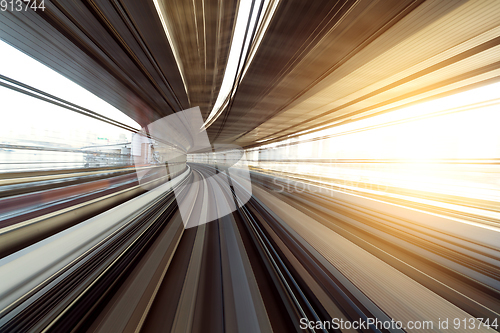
0;0;237;127
1;0;500;146
210;0;500;147
153;0;238;120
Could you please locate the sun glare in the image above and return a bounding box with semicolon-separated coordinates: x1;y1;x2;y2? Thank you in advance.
249;81;500;204
291;81;500;161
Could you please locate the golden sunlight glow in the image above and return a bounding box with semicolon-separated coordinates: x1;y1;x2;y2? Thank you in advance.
250;82;500;213
297;81;500;160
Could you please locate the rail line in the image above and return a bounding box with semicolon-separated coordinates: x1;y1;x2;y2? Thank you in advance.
0;164;498;332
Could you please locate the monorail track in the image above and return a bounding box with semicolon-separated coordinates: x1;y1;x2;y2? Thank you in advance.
0;164;499;332
0;165;179;258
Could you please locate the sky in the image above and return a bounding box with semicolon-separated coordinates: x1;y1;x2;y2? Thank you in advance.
0;40;140;147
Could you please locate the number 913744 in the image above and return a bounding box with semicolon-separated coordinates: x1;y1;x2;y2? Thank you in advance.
0;0;45;12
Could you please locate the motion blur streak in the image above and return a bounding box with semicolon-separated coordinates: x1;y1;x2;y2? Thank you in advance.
1;0;500;332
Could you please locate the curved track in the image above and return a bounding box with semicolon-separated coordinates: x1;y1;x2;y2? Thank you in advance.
0;164;499;332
